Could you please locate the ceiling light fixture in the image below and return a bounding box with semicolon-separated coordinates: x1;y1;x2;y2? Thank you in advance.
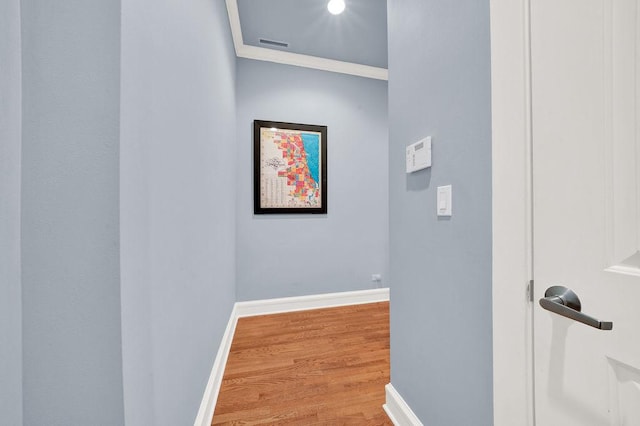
327;0;345;15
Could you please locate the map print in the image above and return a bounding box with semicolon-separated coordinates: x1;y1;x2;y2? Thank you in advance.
260;127;322;208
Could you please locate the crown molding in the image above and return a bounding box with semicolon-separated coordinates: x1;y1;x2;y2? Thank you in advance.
225;0;388;81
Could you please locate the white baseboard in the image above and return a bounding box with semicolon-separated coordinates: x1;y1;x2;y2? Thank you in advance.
235;287;390;318
193;305;238;426
383;383;424;426
194;288;390;426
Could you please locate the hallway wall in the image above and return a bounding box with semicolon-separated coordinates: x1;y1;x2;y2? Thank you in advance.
20;0;125;424
120;0;237;425
387;1;494;424
235;59;389;301
0;0;23;424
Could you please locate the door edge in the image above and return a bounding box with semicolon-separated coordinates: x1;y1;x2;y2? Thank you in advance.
490;0;535;424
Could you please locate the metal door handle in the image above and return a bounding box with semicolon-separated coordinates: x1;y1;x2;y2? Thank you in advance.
539;286;613;330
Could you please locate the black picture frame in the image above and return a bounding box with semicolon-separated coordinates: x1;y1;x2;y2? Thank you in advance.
254;120;327;214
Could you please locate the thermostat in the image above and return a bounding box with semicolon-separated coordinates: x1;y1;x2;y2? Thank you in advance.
406;137;432;173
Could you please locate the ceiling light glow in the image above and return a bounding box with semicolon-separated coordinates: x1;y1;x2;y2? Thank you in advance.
327;0;345;15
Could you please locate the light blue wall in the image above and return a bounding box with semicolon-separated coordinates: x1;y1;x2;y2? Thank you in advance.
0;0;22;424
120;1;237;425
235;58;389;301
20;1;125;424
387;1;493;425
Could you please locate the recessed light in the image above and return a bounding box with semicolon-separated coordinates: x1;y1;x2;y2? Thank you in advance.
327;0;345;15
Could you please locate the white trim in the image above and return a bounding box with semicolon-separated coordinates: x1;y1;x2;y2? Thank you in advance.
605;265;640;278
382;384;424;426
224;0;245;55
236;288;389;318
236;45;388;81
490;0;536;425
194;288;390;425
193;305;239;426
224;0;388;81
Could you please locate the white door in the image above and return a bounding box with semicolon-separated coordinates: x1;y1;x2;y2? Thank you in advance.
531;0;640;424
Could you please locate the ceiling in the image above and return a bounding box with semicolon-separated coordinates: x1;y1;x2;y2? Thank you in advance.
226;0;388;80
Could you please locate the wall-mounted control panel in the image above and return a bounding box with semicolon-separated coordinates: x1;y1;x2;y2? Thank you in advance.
406;136;432;173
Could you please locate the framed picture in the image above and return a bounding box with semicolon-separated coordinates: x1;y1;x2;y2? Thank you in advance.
254;120;327;214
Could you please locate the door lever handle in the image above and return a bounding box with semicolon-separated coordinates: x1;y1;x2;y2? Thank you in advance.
539;286;613;330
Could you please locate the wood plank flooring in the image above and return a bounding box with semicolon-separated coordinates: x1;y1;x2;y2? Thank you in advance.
212;302;392;425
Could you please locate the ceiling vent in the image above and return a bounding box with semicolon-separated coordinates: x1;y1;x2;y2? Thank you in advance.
259;38;289;48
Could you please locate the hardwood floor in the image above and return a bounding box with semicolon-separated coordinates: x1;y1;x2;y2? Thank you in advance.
212;302;392;425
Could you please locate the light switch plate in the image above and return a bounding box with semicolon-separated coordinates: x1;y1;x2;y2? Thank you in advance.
437;185;452;216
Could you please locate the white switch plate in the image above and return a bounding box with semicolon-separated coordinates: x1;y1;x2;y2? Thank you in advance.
437;185;452;216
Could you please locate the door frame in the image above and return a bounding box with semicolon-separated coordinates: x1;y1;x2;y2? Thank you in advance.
490;0;536;425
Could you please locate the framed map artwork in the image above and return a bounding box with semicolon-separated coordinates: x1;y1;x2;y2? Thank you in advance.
254;120;327;214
